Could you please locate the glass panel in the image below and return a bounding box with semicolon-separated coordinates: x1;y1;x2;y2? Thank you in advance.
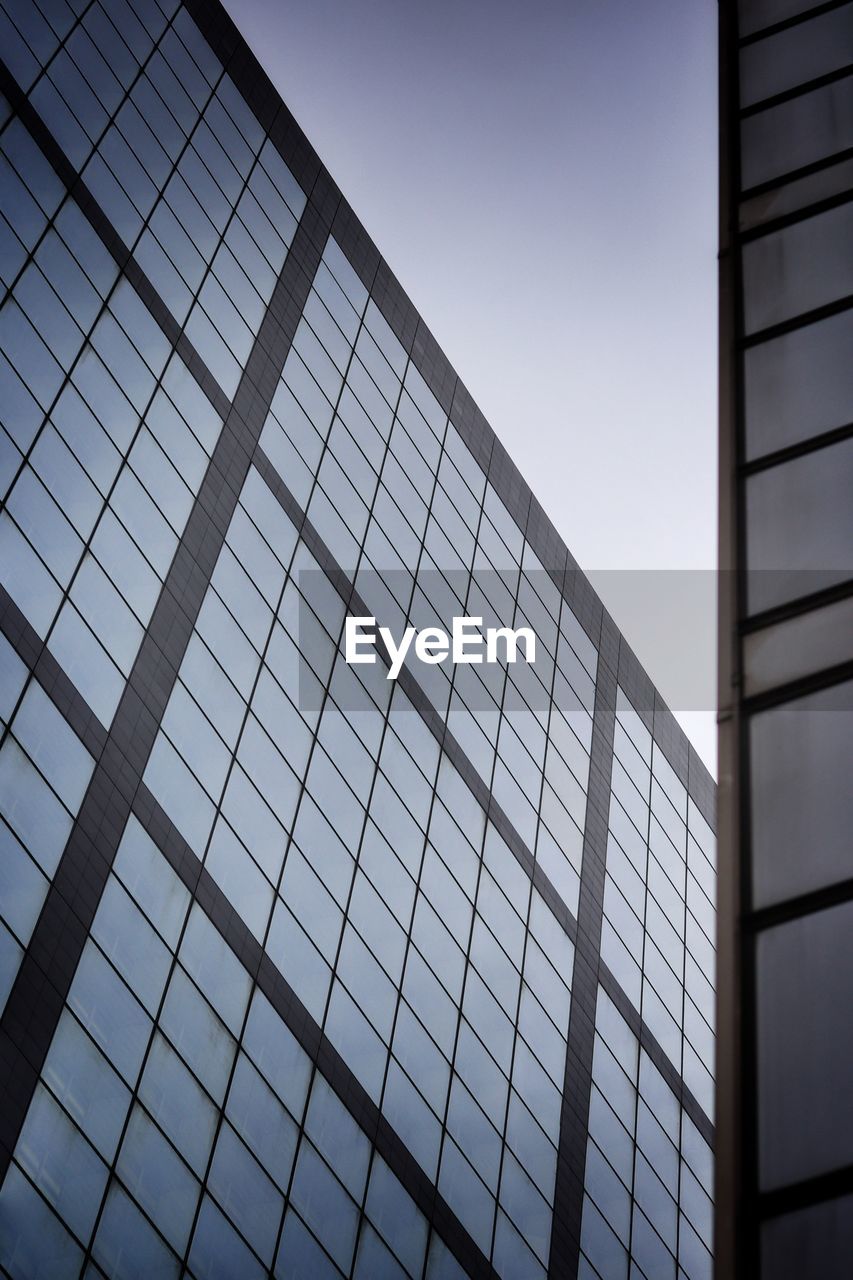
741;75;853;190
739;0;831;38
0;1164;83;1278
746;437;853;612
93;1180;180;1280
743;596;853;698
15;1083;108;1242
187;1194;265;1280
207;1123;283;1264
139;1033;218;1178
304;1075;370;1203
741;203;853;334
756;899;853;1189
740;4;853;107
741;155;853;234
761;1194;853;1280
289;1141;359;1275
276;1207;343;1280
365;1157;428;1278
750;680;853;906
744;308;853;461
116;1105;200;1255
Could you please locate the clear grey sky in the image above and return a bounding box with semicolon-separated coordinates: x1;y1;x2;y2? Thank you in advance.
223;0;719;773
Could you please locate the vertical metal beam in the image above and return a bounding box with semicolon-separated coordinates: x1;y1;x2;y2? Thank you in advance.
548;616;620;1277
715;1;745;1277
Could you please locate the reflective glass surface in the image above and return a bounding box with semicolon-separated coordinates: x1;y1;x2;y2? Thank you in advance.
0;4;716;1277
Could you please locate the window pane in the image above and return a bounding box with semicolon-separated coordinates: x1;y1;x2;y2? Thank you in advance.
742;203;853;334
750;681;852;906
746;437;853;613
761;1194;853;1280
0;1164;83;1278
756;899;853;1189
739;4;853;107
16;1083;108;1242
744;308;853;461
738;0;830;38
741;77;853;190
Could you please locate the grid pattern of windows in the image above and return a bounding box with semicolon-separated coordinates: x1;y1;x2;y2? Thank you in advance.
602;692;716;1118
1;2;716;1278
0;674;95;1007
2;0;303;399
139;234;587;1274
579;990;713;1280
260;237;596;910
719;0;853;1276
1;811;460;1279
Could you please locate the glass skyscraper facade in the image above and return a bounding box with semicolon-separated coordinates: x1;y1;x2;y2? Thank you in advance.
0;3;716;1278
717;1;853;1276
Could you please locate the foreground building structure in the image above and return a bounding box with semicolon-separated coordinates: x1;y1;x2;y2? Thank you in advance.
717;0;853;1277
0;2;716;1277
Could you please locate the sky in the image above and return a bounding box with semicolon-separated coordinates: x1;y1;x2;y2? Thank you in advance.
223;0;720;773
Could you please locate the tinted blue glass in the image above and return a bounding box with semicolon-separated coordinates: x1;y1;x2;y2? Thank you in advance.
0;824;47;946
0;1163;83;1279
42;1010;130;1163
16;1083;108;1241
366;1156;429;1277
187;1195;266;1280
80;1181;165;1279
276;1208;343;1280
67;942;151;1086
242;989;312;1120
159;968;235;1104
226;1053;298;1189
207;1122;283;1263
0;11;717;1277
289;1142;359;1274
139;1033;218;1178
116;1106;200;1254
305;1074;370;1201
